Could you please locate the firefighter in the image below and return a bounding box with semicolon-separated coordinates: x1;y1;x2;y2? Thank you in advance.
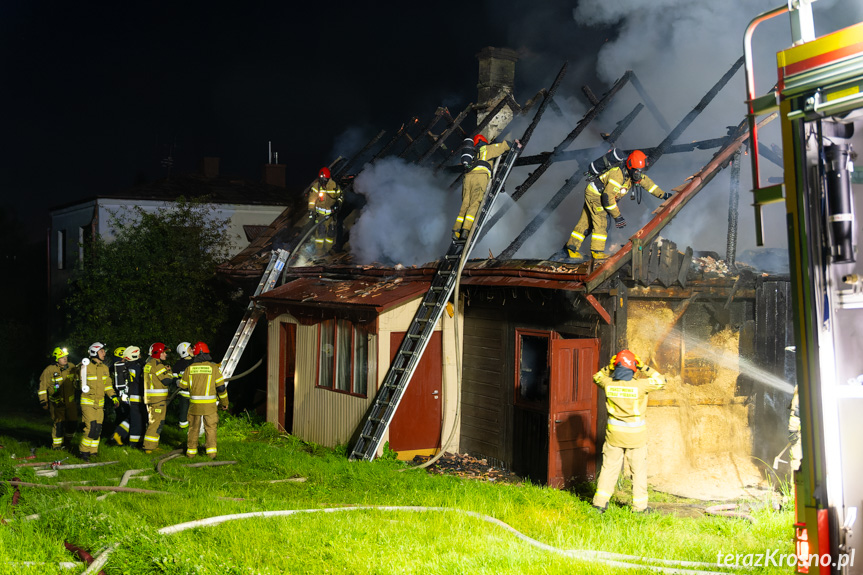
38;347;78;450
173;342;194;431
78;342;118;461
179;341;228;459
453;134;521;241
307;167;342;255
112;346;144;447
109;346;129;444
591;349;665;513
555;150;671;262
142;342;175;453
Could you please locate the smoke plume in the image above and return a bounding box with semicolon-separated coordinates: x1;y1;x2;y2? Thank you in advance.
350;157;457;265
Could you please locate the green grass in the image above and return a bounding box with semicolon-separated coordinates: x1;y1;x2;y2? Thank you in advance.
0;410;796;574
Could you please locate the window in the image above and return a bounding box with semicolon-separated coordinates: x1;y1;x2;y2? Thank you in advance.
78;226;89;268
57;229;66;270
515;330;550;409
316;319;372;396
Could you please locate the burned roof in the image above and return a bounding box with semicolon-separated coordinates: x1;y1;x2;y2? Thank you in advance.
219;55;782;297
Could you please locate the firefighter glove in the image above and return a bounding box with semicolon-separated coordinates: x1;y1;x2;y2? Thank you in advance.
660;191;672;200
614;216;626;228
308;210;315;220
41;402;49;411
112;396;120;408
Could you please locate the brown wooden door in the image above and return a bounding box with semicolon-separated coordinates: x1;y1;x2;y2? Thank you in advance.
389;331;442;451
548;338;599;489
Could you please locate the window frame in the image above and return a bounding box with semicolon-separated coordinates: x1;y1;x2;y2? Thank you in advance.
314;318;372;398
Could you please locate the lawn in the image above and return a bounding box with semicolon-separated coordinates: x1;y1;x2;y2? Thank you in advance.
0;410;795;574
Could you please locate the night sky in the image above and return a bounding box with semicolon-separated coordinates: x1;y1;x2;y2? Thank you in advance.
1;0;609;239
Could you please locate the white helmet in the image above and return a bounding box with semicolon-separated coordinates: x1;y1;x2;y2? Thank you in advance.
177;342;192;359
88;342;106;357
123;346;141;361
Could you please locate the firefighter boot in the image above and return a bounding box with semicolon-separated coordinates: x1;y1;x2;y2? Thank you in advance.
452;230;460;242
112;432;124;446
591;251;608;261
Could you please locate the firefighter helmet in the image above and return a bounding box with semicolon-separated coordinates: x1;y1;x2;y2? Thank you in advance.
177;342;192;359
613;349;638;371
52;347;69;361
150;342;166;358
472;134;488;146
88;342;106;357
626;150;647;170
114;346;127;359
319;167;331;179
192;341;210;355
123;346;141;361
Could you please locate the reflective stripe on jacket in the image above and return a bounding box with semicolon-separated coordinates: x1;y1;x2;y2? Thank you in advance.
468;141;510;177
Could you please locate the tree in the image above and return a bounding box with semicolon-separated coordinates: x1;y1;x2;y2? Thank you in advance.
63;198;236;355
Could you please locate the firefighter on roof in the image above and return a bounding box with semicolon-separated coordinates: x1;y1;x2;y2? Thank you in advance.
179;341;228;459
142;342;176;453
78;342;118;461
38;347;78;450
112;346;144;447
591;349;665;514
555;150;671;262
307;167;343;255
453;134;521;241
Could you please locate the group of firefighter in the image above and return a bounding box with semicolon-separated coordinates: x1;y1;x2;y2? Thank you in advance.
38;340;228;462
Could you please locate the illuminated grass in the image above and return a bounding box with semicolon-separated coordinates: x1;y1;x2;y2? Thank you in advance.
0;411;794;574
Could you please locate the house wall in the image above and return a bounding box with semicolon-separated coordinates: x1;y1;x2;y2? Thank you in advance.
266;295;463;453
461;288;603;470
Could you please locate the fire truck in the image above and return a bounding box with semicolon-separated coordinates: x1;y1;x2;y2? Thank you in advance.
745;1;863;573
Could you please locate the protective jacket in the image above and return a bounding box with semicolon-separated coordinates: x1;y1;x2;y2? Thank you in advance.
80;359;115;409
144;357;173;405
179;354;228;416
38;362;76;408
593;363;664;449
587;166;666;219
308;178;342;218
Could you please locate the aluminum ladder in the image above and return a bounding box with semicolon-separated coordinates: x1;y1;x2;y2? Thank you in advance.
349;146;521;461
220;248;289;379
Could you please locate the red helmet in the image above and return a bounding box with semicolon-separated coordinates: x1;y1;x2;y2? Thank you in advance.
150;342;166;358
626;150;647;170
192;341;210;355
614;349;638;371
318;167;331;179
472;134;488;146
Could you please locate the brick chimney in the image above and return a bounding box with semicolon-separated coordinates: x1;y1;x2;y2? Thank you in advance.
200;157;220;179
475;47;519;141
263;163;286;188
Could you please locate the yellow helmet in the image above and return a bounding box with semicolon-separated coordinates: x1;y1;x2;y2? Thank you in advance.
114;346;127;359
52;347;69;361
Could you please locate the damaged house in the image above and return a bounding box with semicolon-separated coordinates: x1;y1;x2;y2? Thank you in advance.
217;47;797;500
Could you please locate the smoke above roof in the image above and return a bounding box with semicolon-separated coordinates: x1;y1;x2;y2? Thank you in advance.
350;157;456;265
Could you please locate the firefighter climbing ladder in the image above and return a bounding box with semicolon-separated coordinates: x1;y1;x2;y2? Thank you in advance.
220;248;289;379
349;146;521;461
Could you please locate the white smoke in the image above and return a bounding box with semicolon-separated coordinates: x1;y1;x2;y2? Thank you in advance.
350;157;457;265
566;0;863;262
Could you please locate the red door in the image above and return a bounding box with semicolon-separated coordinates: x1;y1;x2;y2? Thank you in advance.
389;331;442;452
548;339;599;489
